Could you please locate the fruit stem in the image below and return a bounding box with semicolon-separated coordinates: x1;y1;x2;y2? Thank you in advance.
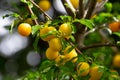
29;0;52;20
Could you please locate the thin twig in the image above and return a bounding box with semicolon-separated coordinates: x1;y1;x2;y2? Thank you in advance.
27;6;39;25
80;43;120;51
65;39;82;54
18;16;23;20
85;0;97;19
61;0;74;18
29;0;52;20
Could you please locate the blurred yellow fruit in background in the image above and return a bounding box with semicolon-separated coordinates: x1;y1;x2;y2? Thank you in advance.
38;0;51;11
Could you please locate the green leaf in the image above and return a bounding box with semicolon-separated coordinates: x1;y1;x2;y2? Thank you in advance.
71;24;76;34
33;33;40;51
104;2;112;12
3;13;20;19
73;19;94;29
31;14;37;20
60;15;73;22
67;46;75;53
2;14;11;19
9;20;15;34
27;1;33;8
113;32;120;37
98;66;105;73
99;13;112;17
61;38;69;52
93;52;101;59
11;13;20;18
117;41;120;45
20;0;33;8
39;60;54;73
40;30;57;39
70;35;76;43
49;19;62;26
64;61;75;72
32;25;42;36
93;12;113;25
20;0;27;3
77;54;85;62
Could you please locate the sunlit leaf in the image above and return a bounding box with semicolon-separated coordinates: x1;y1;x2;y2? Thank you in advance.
93;12;113;24
70;35;76;43
9;20;15;34
40;30;57;39
117;41;120;45
113;32;120;37
73;19;94;29
98;66;105;73
31;14;37;20
104;2;112;12
60;15;73;22
32;25;42;36
21;0;27;3
71;23;76;34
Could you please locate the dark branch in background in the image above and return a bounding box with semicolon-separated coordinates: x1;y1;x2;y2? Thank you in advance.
80;43;120;51
29;0;52;20
92;0;108;15
27;6;39;25
85;0;97;19
85;0;91;10
76;0;84;19
61;0;74;18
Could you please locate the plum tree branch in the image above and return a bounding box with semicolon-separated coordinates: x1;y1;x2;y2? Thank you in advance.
75;0;96;49
85;0;91;10
80;43;120;51
92;0;108;15
29;0;52;20
76;0;84;19
85;0;97;19
27;5;39;25
61;0;74;18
